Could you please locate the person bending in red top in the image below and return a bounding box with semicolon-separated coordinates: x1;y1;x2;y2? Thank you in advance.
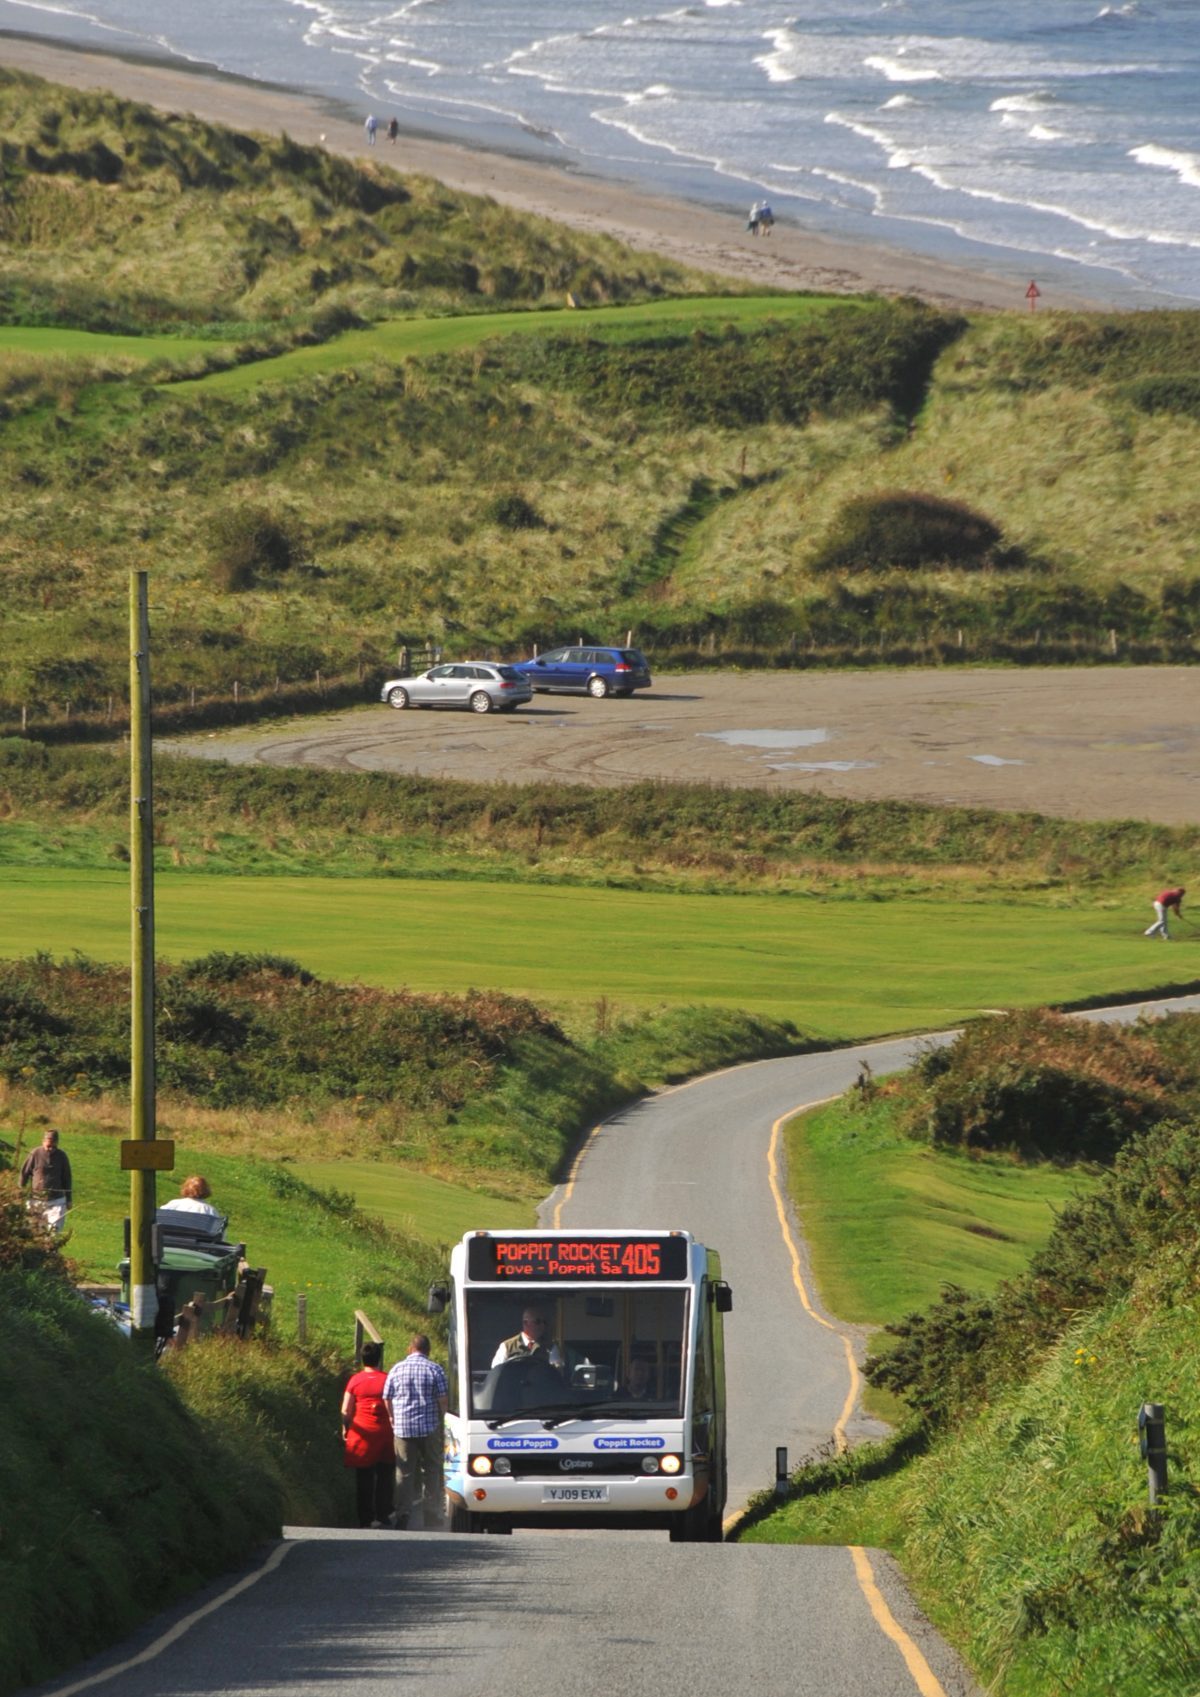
342;1340;394;1528
1145;886;1186;940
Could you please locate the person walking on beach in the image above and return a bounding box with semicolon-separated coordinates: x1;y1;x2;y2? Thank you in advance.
364;113;378;146
1145;885;1186;939
747;200;761;235
383;1335;448;1530
758;200;774;235
20;1128;71;1232
387;116;399;145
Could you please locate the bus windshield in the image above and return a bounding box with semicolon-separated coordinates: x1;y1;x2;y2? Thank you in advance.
465;1288;688;1420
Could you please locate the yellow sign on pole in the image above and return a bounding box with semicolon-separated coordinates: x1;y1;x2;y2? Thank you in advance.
120;1139;175;1172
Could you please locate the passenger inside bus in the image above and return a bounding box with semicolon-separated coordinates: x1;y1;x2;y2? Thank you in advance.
615;1356;655;1401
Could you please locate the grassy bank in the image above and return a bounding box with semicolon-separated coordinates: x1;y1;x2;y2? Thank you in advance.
4;743;1198;902
744;1010;1200;1696
0;1188;354;1697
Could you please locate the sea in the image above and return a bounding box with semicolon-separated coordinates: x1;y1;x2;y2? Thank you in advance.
2;0;1199;306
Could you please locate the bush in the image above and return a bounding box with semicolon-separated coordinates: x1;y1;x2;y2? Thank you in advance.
809;490;1009;574
206;504;305;592
1118;374;1200;421
899;1009;1182;1162
482;490;545;530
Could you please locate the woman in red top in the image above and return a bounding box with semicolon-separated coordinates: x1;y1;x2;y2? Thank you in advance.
341;1340;394;1528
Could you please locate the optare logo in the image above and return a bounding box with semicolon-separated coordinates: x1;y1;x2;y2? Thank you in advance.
593;1436;666;1451
559;1457;595;1471
486;1436;559;1451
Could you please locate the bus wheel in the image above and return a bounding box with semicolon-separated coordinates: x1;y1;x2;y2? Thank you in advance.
448;1502;479;1534
668;1502;709;1543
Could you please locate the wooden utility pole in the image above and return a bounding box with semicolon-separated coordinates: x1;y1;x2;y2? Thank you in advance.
127;571;159;1340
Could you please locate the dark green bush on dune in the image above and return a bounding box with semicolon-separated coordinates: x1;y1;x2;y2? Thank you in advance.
809;490;1011;574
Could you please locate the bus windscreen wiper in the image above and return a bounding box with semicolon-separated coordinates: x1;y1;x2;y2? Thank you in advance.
485;1403;582;1430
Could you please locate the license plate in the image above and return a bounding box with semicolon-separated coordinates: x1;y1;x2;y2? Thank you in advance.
542;1485;610;1504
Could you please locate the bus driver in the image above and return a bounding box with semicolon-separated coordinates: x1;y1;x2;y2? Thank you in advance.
492;1306;565;1370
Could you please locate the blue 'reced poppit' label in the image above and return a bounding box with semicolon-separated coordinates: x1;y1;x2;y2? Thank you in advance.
593;1435;666;1451
486;1435;560;1451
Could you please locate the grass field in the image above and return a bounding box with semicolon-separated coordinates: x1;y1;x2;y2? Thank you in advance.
175;294;860;394
288;1159;534;1243
3;866;1191;1037
786;1097;1097;1326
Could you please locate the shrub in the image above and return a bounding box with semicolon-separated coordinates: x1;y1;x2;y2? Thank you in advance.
482;490;545;530
1118;374;1200;421
809;490;1008;574
899;1008;1181;1162
206;504;305;592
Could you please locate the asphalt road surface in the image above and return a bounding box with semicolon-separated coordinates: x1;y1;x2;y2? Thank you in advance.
33;997;1200;1697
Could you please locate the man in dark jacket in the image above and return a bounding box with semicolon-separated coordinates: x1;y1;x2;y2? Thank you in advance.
20;1128;72;1230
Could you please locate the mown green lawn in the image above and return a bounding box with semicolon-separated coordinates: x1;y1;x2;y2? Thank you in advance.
3;866;1187;1039
179;294;863;395
786;1098;1095;1326
0;327;215;362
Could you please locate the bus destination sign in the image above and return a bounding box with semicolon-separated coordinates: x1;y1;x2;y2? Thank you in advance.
467;1235;689;1282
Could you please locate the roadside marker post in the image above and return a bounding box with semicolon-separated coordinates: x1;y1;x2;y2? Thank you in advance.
775;1446;789;1496
1026;280;1041;311
1139;1403;1168;1505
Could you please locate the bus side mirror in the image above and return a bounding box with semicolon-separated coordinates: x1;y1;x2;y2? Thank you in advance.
712;1281;733;1313
427;1283;450;1315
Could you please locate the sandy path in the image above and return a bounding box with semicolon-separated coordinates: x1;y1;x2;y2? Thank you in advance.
0;31;1100;314
162;666;1200;827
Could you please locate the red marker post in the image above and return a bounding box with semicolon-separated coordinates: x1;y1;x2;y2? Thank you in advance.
1026;279;1041;311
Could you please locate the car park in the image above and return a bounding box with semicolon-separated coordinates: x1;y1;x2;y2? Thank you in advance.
380;662;533;714
512;645;652;697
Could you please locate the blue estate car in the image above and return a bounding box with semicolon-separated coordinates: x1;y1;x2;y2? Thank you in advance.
513;645;652;698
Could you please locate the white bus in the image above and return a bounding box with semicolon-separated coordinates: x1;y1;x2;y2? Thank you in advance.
430;1229;732;1540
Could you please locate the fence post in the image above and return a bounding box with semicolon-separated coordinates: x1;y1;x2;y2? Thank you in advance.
316;670;323;692
189;685;196;708
1109;628;1118;655
20;705;27;732
233;680;239;704
297;1291;307;1345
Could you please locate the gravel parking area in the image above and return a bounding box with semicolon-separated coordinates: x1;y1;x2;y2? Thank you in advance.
162;666;1200;826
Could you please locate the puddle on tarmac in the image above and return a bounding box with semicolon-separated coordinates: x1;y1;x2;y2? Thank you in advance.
767;760;878;772
970;754;1026;767
700;728;830;749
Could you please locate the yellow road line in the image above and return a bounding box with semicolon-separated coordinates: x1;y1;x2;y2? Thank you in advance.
850;1546;949;1697
767;1099;859;1451
768;1101;949;1697
41;1541;295;1697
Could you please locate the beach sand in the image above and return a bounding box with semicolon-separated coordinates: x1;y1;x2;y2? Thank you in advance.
0;30;1100;313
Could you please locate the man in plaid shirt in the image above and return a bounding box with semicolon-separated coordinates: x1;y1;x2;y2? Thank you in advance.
383;1334;448;1529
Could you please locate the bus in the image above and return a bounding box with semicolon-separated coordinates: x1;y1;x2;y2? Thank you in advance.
430;1229;732;1540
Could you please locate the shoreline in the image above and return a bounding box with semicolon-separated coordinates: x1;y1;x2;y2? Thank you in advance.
0;29;1107;313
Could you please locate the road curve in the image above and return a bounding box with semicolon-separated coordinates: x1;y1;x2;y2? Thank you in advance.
34;996;1200;1697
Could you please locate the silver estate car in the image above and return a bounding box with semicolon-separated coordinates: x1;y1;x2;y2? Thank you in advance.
380;661;533;714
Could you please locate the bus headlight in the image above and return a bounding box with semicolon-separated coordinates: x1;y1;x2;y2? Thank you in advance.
493;1456;512;1475
660;1453;683;1475
641;1455;660;1474
470;1455;493;1475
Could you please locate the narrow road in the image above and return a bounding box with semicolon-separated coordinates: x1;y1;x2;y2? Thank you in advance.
35;996;1200;1697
